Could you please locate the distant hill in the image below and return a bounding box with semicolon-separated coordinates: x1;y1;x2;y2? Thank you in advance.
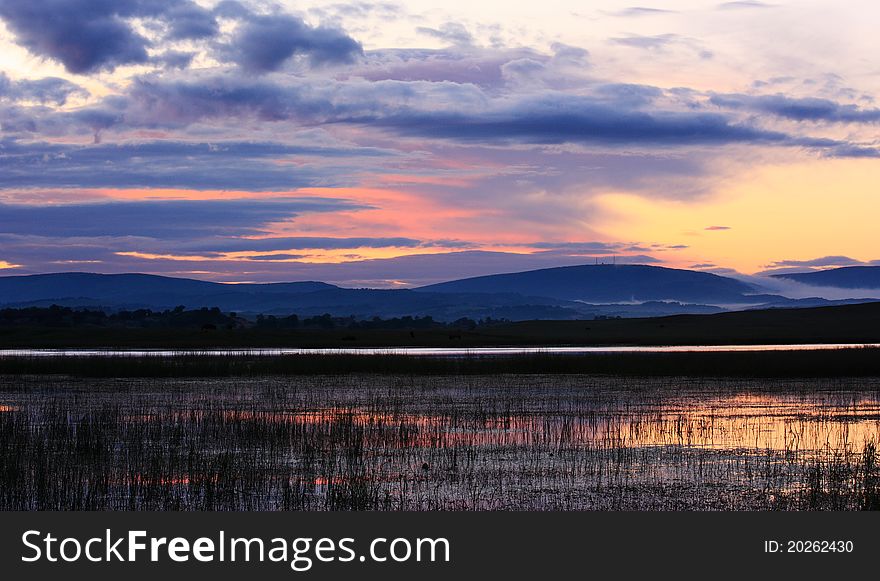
419;264;761;304
0;272;594;320
772;266;880;289
0;273;336;310
0;268;815;321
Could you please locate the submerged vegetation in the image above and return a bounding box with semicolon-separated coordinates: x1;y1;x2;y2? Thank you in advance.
1;372;879;511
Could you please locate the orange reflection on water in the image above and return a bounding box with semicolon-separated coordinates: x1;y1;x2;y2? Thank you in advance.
117;392;880;458
269;393;880;456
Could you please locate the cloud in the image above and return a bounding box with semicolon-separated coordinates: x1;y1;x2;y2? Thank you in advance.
163;2;218;41
765;255;868;269
610;34;679;51
155;51;197;70
0;73;89;105
710;93;880;123
591;83;664;107
705;225;731;230
823;144;880;158
0;198;364;238
5;60;875;158
0;243;664;287
718;1;775;9
610;33;713;59
220;7;363;73
0;234;427;264
115;73;489;131
0;138;389;191
362;47;545;87
609;7;677;17
184;237;425;253
368;97;793;147
0;0;195;73
246;254;307;261
416;22;474;46
0;0;359;75
526;241;655;255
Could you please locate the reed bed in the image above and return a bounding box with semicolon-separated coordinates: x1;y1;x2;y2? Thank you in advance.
1;373;879;510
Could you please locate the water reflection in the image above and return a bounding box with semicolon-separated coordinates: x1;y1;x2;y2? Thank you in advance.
239;392;880;457
3;375;879;510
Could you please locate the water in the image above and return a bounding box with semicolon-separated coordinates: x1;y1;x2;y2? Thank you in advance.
2;374;879;510
1;343;877;358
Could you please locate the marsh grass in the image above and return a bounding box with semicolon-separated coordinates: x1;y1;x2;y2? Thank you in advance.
1;373;879;510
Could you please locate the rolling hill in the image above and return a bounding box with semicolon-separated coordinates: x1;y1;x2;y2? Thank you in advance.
419;264;763;304
0;266;790;320
0;273;336;310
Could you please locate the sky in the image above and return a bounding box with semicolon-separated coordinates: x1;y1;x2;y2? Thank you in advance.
0;0;878;287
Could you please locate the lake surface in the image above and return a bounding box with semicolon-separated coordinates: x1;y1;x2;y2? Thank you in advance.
2;374;880;510
1;343;878;358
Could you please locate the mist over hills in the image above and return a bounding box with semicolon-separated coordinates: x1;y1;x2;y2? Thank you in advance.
772;266;880;289
1;264;874;321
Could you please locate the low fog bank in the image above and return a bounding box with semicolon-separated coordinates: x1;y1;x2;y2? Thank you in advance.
737;275;880;301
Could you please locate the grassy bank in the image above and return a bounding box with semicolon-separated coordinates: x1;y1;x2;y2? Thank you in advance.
3;348;880;378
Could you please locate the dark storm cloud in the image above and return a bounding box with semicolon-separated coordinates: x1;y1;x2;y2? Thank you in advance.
0;139;390;190
0;198;365;238
710;93;880;123
220;5;363;72
0;73;89;105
